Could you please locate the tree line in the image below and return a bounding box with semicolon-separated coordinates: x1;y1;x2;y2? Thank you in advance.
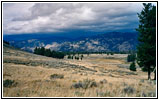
33;47;132;60
64;51;136;55
67;54;84;60
34;47;65;59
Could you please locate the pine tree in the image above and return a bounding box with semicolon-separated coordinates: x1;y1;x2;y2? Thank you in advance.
34;47;65;59
40;47;45;55
136;3;156;80
68;55;71;59
34;47;38;54
44;49;52;57
127;53;136;62
129;62;136;71
71;56;73;59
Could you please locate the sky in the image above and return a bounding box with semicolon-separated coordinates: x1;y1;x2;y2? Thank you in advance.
3;2;154;35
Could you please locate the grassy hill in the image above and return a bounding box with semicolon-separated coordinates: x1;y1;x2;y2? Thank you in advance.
3;43;156;97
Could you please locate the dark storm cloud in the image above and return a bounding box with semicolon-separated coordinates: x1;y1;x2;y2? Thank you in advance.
3;3;146;34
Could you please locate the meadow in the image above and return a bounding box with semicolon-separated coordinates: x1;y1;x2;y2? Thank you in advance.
3;44;156;97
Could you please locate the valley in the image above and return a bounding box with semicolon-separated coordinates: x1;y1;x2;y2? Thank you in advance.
3;43;156;97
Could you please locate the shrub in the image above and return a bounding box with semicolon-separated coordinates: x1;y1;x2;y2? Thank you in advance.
110;52;114;55
122;86;135;94
129;62;136;71
71;79;97;89
75;56;79;60
72;81;83;88
99;79;107;84
3;79;15;87
140;91;156;97
50;74;64;79
67;55;71;59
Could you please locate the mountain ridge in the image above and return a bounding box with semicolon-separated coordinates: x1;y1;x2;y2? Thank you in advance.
4;32;138;52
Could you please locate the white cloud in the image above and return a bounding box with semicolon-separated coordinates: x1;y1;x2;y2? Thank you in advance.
3;3;145;34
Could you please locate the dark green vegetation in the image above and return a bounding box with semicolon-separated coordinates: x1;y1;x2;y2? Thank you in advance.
3;40;10;45
67;55;73;59
3;79;16;87
33;46;129;60
129;62;136;71
34;47;65;59
64;51;116;55
67;54;84;60
127;53;136;62
136;3;156;80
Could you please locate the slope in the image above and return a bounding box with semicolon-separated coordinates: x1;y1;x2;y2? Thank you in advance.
3;43;155;97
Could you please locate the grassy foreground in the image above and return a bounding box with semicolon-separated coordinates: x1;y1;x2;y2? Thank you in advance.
3;45;156;97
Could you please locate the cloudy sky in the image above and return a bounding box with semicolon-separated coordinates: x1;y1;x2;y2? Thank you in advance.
3;2;150;35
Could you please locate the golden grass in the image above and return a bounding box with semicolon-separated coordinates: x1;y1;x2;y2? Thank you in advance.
3;62;156;97
3;48;156;97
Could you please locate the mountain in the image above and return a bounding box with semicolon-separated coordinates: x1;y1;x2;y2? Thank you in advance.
3;32;138;52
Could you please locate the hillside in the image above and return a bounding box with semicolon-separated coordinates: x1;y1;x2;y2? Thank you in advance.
3;43;156;97
50;32;138;52
4;32;138;52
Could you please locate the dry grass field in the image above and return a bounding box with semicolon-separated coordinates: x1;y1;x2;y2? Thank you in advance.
3;44;156;97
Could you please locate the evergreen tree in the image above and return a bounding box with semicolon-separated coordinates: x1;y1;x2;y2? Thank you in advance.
40;47;45;55
71;56;73;59
127;53;136;62
34;47;65;59
129;61;136;71
44;49;52;57
136;3;156;80
67;55;71;59
34;47;38;54
110;52;114;55
76;56;79;60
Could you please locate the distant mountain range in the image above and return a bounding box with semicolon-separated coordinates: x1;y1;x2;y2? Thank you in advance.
3;32;138;52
